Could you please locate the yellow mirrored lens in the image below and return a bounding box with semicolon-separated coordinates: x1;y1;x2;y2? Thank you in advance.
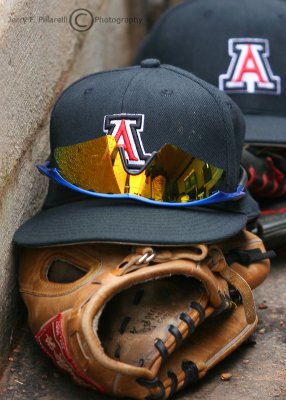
54;136;224;202
55;135;131;194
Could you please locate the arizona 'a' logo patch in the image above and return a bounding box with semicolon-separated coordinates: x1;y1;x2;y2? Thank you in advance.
103;114;151;172
219;38;281;95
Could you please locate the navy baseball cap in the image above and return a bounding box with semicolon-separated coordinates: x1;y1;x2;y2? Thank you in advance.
14;60;259;247
134;0;286;147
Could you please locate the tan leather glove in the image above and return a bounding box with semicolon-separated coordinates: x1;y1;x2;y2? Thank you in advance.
19;231;271;399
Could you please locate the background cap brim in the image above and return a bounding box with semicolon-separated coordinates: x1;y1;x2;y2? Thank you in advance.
244;115;286;146
13;194;257;247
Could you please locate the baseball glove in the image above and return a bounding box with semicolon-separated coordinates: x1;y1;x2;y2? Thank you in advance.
243;146;286;199
242;147;286;247
19;231;271;399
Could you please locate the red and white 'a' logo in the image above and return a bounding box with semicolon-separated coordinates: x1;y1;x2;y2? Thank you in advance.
219;38;281;94
103;114;151;172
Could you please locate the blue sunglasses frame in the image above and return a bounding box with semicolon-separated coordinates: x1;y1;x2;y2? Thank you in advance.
37;162;246;208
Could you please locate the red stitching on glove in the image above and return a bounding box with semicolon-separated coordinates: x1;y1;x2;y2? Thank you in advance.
247;166;256;188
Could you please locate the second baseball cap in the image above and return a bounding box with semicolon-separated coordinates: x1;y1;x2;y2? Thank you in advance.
14;60;258;247
134;0;286;147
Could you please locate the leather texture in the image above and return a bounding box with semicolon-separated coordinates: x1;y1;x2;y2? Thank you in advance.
19;231;270;399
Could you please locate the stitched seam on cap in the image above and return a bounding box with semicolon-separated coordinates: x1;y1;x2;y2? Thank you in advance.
120;69;153;112
120;69;144;112
242;0;250;33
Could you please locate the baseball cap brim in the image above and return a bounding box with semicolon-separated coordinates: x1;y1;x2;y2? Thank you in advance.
244;114;286;146
13;192;258;247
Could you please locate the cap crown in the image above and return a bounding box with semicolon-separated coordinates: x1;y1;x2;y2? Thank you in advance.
134;0;286;118
50;62;245;194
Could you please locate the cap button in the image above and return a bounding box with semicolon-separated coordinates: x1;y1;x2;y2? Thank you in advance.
140;58;161;68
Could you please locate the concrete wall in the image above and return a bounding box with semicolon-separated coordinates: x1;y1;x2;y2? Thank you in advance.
0;0;146;370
